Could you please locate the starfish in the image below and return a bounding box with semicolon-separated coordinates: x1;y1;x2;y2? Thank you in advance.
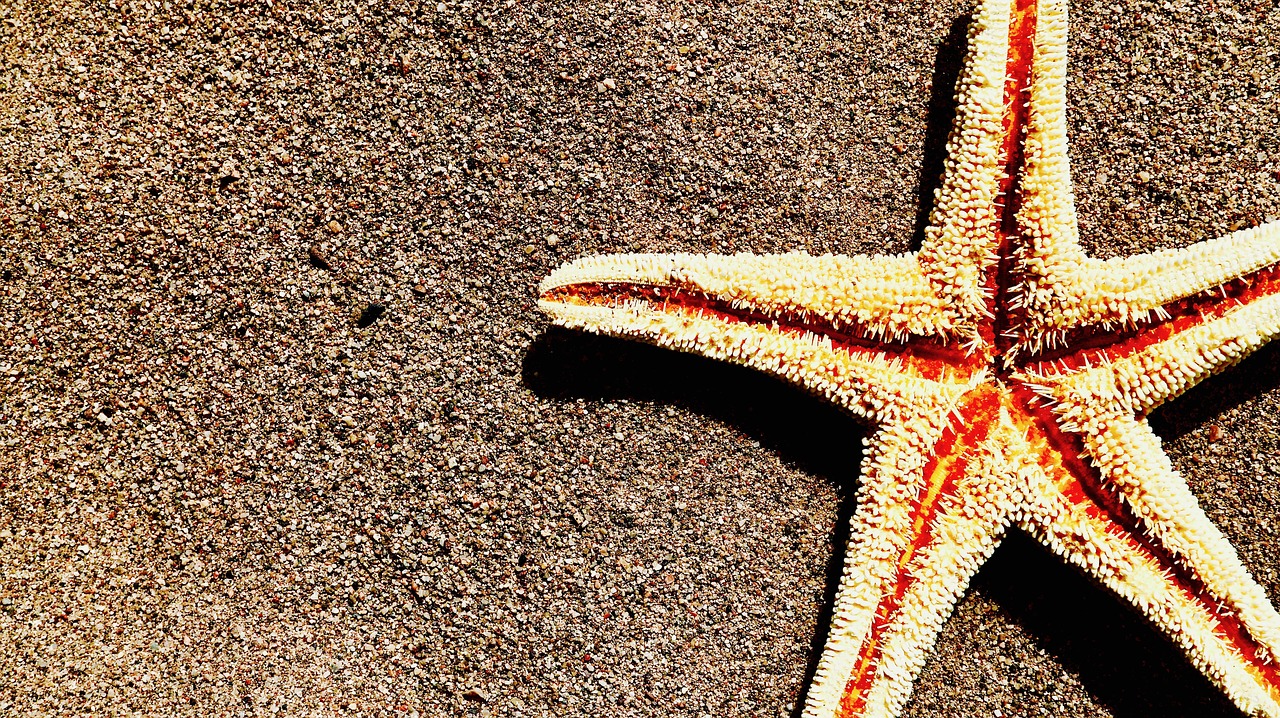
536;0;1280;715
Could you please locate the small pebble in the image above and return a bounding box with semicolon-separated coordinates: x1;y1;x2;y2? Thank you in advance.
308;244;331;270
356;303;386;328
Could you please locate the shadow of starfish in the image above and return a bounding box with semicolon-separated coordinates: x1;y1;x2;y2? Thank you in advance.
523;326;865;702
1148;342;1280;442
972;531;1236;717
523;327;866;484
909;14;970;253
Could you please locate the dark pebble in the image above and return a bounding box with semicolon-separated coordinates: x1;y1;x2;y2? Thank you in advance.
308;244;331;271
356;303;386;328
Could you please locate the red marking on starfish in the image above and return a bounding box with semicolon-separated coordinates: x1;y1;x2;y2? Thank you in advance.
544;283;980;381
987;0;1038;357
839;387;1003;715
1025;262;1280;374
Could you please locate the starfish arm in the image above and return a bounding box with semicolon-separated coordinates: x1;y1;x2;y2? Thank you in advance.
543;251;956;341
538;252;978;421
1053;409;1280;660
1018;284;1280;416
1095;415;1280;656
1091;221;1280;322
803;391;1017;718
1016;221;1280;356
915;0;1016;324
1013;0;1088;294
1013;414;1280;715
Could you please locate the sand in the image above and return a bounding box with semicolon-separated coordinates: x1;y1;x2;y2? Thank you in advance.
1;0;1278;716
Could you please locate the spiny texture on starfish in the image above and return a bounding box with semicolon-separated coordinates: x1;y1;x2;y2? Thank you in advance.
536;0;1280;716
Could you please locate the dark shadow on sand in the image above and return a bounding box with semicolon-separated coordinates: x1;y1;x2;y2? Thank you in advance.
908;15;969;252
523;327;866;485
970;531;1239;717
1148;341;1280;442
523;327;864;711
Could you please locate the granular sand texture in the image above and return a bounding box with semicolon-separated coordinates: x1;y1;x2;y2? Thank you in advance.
1;0;1279;716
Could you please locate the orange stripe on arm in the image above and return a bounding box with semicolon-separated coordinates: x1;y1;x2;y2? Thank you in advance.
828;388;1008;717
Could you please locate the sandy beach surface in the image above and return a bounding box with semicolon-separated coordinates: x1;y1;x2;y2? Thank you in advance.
2;0;1279;715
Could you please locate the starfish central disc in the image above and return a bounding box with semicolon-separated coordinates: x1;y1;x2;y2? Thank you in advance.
535;0;1280;716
